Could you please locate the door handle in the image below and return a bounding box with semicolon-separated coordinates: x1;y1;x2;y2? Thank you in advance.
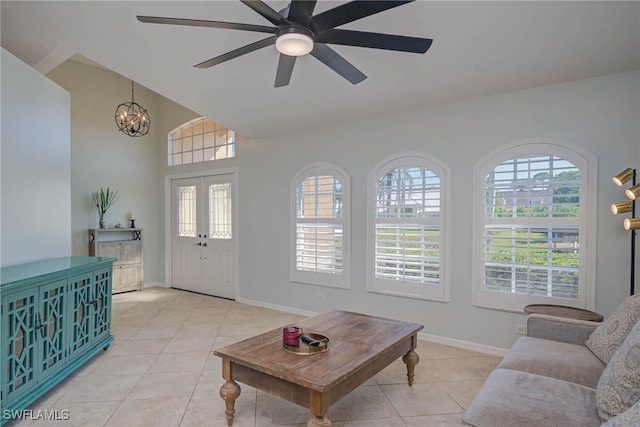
194;242;202;246
35;313;46;338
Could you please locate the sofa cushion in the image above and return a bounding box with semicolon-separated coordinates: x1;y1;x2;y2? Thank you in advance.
498;336;604;388
586;293;640;364
462;369;600;427
596;319;640;422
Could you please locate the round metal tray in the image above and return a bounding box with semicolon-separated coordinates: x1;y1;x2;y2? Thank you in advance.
282;333;329;355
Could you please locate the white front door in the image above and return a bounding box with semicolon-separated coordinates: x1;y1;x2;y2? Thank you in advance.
171;174;235;299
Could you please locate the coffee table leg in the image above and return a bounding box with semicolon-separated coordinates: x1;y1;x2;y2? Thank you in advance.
308;415;332;426
220;380;241;426
308;390;332;426
402;349;420;386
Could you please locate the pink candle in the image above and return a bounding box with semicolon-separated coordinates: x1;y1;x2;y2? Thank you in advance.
283;326;302;347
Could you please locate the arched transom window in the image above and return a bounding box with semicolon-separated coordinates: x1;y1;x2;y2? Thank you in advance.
168;117;236;166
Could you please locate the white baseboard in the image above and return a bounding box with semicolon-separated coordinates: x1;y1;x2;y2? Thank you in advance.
143;282;168;289
236;297;508;357
236;297;319;317
418;332;508;357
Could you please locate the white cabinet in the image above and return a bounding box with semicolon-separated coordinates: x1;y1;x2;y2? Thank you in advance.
89;229;143;293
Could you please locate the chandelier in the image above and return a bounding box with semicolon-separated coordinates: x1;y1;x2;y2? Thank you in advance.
115;80;150;137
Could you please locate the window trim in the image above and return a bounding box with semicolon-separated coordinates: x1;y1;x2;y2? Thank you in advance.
290;162;351;289
472;139;598;312
366;152;451;302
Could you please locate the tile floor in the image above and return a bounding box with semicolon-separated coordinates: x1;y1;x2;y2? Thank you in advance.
7;287;502;427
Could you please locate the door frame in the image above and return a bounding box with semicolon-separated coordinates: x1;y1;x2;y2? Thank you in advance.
164;168;239;299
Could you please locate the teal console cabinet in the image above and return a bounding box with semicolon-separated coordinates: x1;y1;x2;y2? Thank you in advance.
1;256;116;425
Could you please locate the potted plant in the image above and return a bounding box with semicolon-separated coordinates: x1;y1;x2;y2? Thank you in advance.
93;187;119;228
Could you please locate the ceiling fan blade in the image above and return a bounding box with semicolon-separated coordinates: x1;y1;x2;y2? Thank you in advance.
137;16;277;34
240;0;289;26
311;1;414;33
310;44;367;85
274;54;297;88
287;0;317;26
316;29;432;54
194;36;276;69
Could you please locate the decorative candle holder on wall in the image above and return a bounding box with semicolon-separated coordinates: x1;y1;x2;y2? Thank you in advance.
611;167;638;295
128;212;136;229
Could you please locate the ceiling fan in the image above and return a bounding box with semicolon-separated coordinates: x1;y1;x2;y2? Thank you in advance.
137;0;432;88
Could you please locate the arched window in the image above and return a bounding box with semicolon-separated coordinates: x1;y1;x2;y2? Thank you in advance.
168;117;236;166
473;140;597;312
367;154;450;301
291;163;350;289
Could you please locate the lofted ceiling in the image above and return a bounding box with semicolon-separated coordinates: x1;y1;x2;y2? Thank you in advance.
2;1;639;139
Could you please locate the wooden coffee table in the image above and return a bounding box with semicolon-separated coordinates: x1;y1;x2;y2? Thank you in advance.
214;310;424;426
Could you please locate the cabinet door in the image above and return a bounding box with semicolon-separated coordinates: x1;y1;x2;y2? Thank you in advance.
38;280;68;382
96;242;122;261
120;241;141;264
112;264;142;293
92;268;112;342
2;289;39;403
67;272;94;361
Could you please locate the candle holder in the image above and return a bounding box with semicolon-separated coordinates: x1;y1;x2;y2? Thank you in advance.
282;332;329;355
129;219;136;229
283;326;302;347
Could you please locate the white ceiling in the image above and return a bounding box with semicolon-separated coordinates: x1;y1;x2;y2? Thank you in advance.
2;1;639;139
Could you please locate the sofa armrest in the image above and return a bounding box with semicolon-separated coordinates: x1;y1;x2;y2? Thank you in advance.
526;314;600;345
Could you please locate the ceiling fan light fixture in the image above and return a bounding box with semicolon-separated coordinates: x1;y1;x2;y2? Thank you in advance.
276;30;313;56
138;0;433;87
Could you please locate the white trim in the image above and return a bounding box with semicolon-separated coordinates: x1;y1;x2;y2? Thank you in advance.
472;138;598;312
143;281;168;289
236;297;507;356
236;297;318;318
366;152;452;302
164;167;239;300
167;116;206;136
417;332;508;357
290;162;351;289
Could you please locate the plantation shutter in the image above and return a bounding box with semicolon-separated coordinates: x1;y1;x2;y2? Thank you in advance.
295;175;343;274
374;166;441;283
483;155;581;298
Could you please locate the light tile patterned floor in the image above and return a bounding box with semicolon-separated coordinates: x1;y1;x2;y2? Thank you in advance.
6;287;502;427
